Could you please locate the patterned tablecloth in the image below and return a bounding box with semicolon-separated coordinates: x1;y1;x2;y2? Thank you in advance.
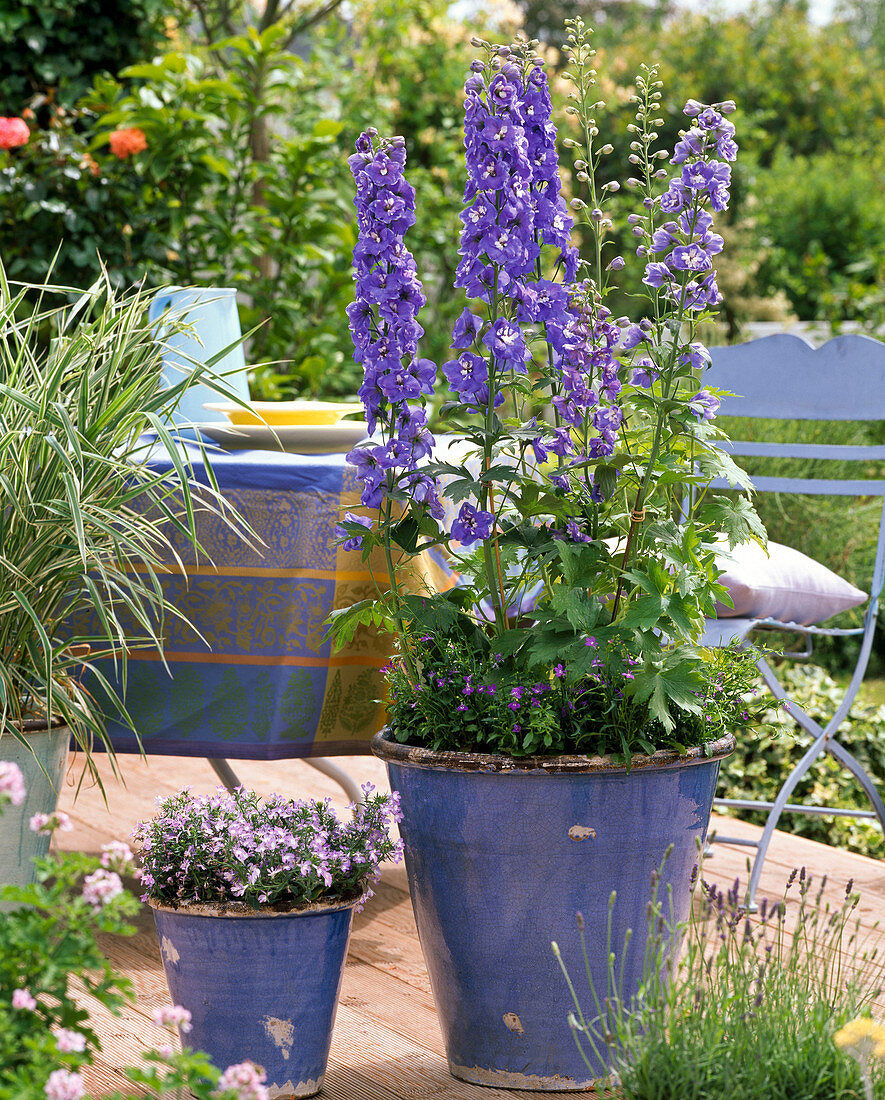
95;438;451;760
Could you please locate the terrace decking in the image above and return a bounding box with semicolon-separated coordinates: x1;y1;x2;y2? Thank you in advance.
55;752;885;1099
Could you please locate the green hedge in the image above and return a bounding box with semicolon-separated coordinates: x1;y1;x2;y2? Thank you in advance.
719;664;885;859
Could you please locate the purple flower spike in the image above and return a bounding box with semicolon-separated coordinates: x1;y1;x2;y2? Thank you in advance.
347;131;443;517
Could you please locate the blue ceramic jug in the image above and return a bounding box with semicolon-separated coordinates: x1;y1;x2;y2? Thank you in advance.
149;287;250;426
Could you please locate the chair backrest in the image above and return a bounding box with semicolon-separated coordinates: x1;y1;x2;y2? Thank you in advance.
707;332;885;422
149;286;250;426
706;332;885;611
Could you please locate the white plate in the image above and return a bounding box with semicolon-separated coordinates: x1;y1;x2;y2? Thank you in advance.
194;420;369;454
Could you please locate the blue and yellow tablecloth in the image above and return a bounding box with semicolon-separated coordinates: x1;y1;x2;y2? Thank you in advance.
96;439;451;760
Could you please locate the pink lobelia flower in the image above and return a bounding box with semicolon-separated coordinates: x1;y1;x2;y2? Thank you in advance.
216;1061;270;1100
109;127;147;159
12;988;37;1011
0;117;29;149
44;1069;85;1100
0;761;26;805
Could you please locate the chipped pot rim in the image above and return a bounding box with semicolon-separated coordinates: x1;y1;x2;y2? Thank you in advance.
371;727;735;775
147;893;366;919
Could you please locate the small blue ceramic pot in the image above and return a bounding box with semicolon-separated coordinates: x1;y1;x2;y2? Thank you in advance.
373;729;734;1092
150;896;357;1098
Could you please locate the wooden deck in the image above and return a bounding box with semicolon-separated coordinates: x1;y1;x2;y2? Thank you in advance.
54;751;885;1099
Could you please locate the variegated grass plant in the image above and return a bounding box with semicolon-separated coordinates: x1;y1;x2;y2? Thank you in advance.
0;263;248;780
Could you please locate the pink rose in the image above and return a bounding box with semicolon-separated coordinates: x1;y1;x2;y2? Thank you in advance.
0;117;29;150
109;127;147;159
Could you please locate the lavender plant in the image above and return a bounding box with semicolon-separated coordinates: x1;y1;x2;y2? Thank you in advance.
134;785;403;910
330;22;764;759
554;866;885;1100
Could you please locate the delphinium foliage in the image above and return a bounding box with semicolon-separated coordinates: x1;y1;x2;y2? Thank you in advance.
0;763;269;1100
134;785;402;910
330;21;764;759
554;865;885;1100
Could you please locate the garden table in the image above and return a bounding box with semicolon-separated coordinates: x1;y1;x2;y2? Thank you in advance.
89;436;452;797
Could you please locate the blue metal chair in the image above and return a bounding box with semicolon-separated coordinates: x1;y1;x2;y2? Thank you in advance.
701;333;885;906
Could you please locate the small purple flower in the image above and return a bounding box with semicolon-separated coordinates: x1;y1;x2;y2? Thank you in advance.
334;512;373;552
688;389;720;420
451;502;495;547
483;318;530;368
451;308;484;349
630;357;658;389
642;261;674;289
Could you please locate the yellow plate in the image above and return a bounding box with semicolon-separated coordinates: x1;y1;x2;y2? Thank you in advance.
203;400;363;426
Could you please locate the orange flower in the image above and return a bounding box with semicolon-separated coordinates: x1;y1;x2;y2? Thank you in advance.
0;117;30;150
109;127;147;159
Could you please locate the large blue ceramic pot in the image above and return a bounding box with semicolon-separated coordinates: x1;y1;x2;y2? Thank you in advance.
373;728;734;1091
150;896;357;1098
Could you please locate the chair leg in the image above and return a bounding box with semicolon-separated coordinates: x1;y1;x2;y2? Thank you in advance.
207;757;241;791
207;756;365;806
301;757;364;805
825;739;885;831
742;731;829;910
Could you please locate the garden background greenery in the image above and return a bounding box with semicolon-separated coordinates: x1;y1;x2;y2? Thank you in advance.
1;0;884;852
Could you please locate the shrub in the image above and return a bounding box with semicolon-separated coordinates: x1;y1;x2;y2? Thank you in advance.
749;148;885;328
0;0;166;113
0;766;268;1100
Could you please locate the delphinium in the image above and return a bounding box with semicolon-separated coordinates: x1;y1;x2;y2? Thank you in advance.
332;21;764;760
554;866;885;1100
134;785;402;910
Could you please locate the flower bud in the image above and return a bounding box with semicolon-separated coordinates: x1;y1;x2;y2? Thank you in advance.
602;181;620;192
636;245;647;256
631;226;645;237
576;171;590;181
590;207;603;221
600;144;614;155
718;100;737;114
606;256;626;271
570;198;587;210
627;213;643;225
628;154;641;164
470;59;485;72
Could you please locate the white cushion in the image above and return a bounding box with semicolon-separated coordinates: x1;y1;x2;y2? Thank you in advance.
715;540;867;625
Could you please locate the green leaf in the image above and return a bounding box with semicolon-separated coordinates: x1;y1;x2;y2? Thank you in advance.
701;494;767;549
